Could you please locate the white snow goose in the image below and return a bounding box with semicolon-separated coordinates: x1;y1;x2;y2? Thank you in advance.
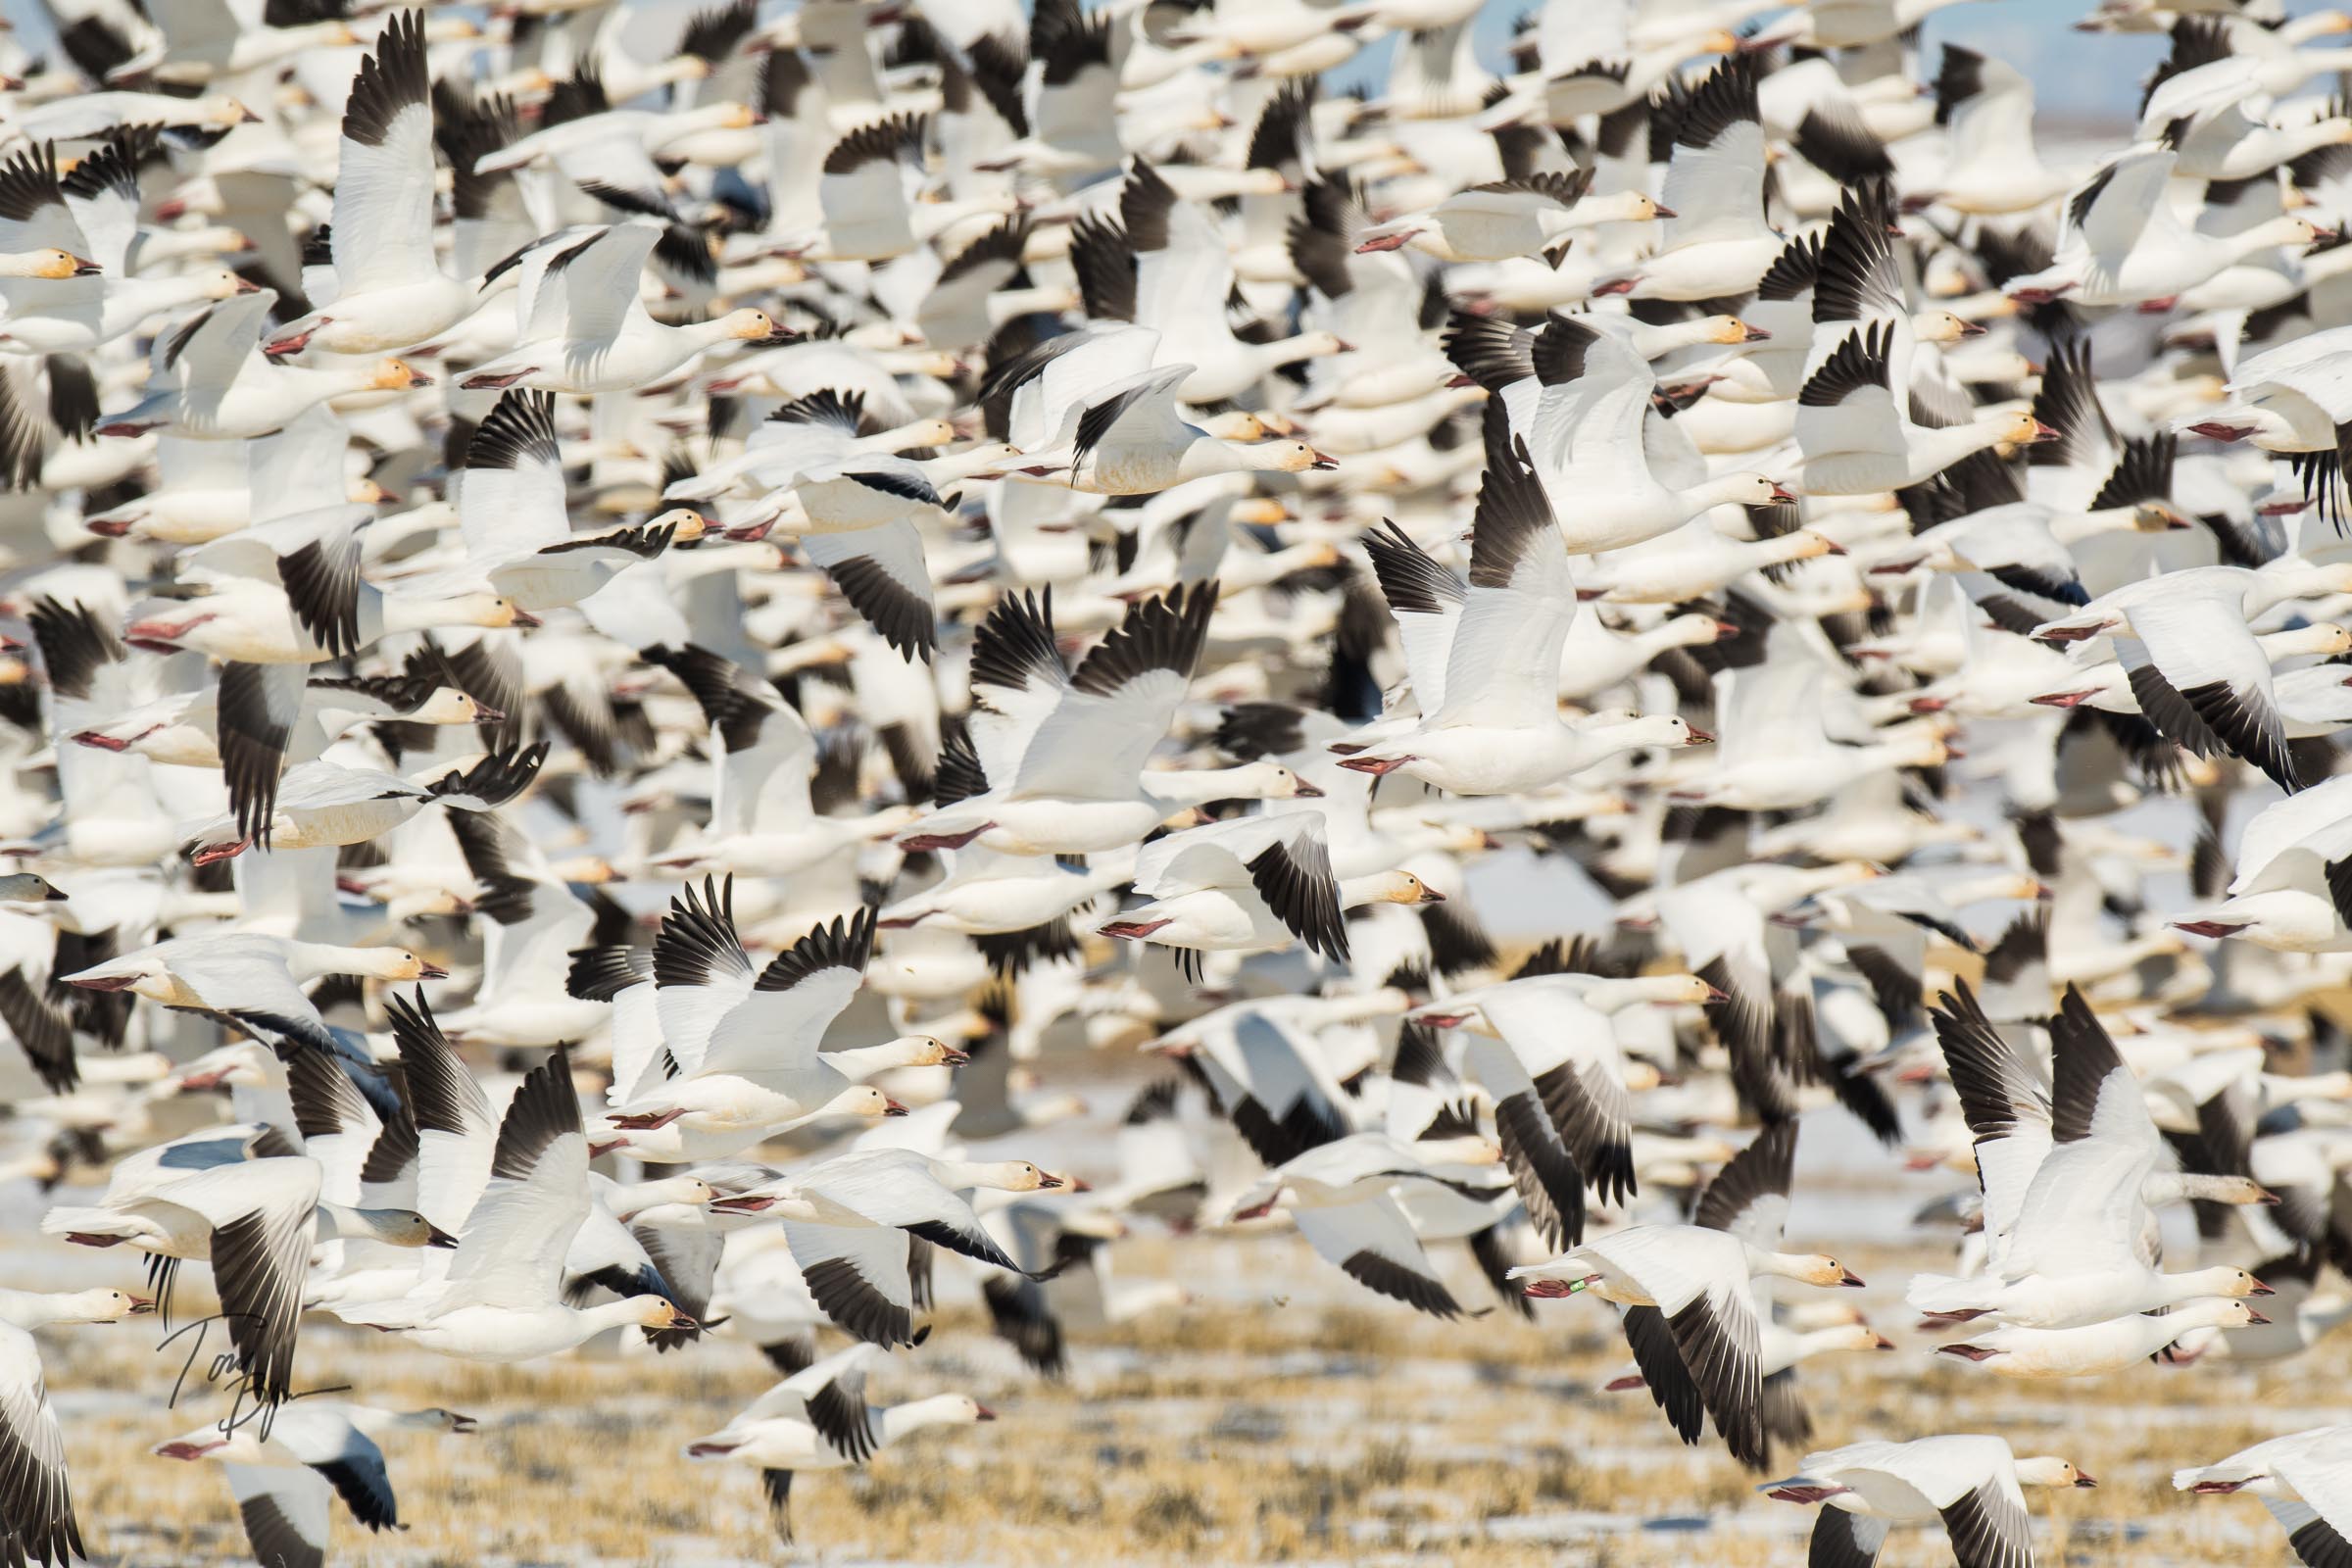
2176;1425;2352;1568
97;288;429;441
685;1339;994;1544
1104;810;1441;970
706;1150;1067;1347
594;880;945;1162
2031;562;2352;793
1510;1215;1863;1468
1338;445;1707;793
154;1401;472;1568
1592;58;1783;302
332;1046;696;1359
262;12;480;358
1765;1434;2093;1568
897;581;1225;856
1229;1130;1504;1319
0;1287;150;1568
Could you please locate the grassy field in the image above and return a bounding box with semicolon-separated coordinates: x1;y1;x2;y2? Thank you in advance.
23;1223;2337;1568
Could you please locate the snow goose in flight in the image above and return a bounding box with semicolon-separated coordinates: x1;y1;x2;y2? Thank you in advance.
2174;774;2352;950
663;388;944;658
0;139;252;361
44;1150;352;1404
799;111;1017;263
987;327;1336;494
1355;167;1669;263
85;402;386;548
1593;58;1782;301
458;221;788;396
1909;985;2273;1328
1104;811;1441;967
644;644;920;880
65;930;442;1017
685;1340;994;1544
4;90;257;146
2031;561;2352;792
155;1401;471;1568
1668;662;1943;811
473;76;760;220
338;1049;695;1359
2136;19;2352;180
96;289;430;440
1511;1210;1864;1469
594;883;943;1162
1937;1298;2268;1375
1485;318;1792;552
2176;1424;2352;1568
261;14;480;358
1085;159;1348;407
1593;1125;1886;1469
426;808;611;1047
1765;1434;2093;1568
1419;965;1711;1215
1921;45;2074;216
0;1287;151;1568
706;1150;1066;1347
897;582;1225;856
2006;146;2324;309
1793;187;2055;495
1229;1130;1502;1319
1338;450;1709;793
122;497;535;676
173;743;548;866
2190;324;2352;525
424;390;704;612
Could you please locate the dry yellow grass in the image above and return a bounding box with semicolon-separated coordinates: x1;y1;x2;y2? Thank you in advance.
24;1229;2343;1566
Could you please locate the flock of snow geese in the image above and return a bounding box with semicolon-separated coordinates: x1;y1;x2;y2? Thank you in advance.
8;0;2352;1562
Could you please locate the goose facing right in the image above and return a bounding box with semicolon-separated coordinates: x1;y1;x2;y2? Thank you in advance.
1766;1434;2094;1568
685;1340;993;1543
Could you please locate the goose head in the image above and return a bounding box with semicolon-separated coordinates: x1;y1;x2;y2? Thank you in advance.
194;268;263;299
716;308;792;344
1998;410;2059;448
1362;870;1446;906
1615;713;1712;749
410;687;504;726
198;95;263;127
1585;190;1673;223
402;593;541;631
974;1160;1063;1192
1694;314;1763;344
61;1288;152;1322
1707;472;1801;507
644;506;710;544
1774;1252;1866;1288
892;417;958;451
633;1297;698;1332
1815;1322;1897;1352
344;1206;460;1249
0;249;102;279
2015;1457;2097;1489
357;948;452;981
0;872;66;903
822;1085;905;1120
1239;761;1323;799
402;1407;479;1434
1912;310;1986;345
368;359;434;391
1244;440;1340;472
